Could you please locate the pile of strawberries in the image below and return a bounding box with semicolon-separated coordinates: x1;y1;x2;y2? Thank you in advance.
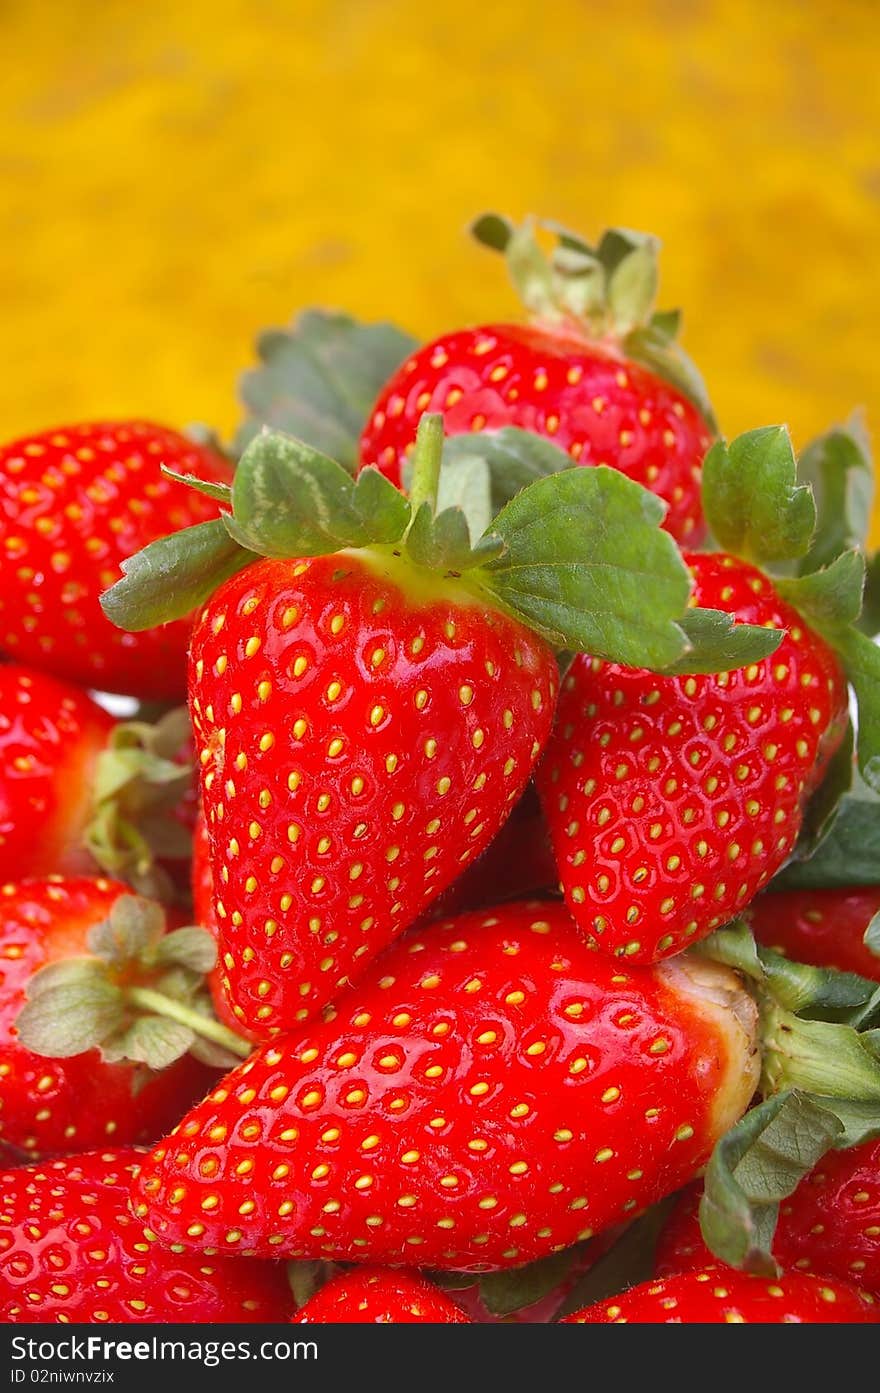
2;215;880;1326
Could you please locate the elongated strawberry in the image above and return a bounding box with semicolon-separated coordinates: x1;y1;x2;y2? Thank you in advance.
359;217;715;543
655;1141;880;1292
0;1149;294;1323
104;420;771;1034
0;664;195;896
292;1268;469;1323
538;551;848;962
750;887;880;981
0;420;232;699
561;1269;879;1323
0;878;217;1160
132;902;759;1270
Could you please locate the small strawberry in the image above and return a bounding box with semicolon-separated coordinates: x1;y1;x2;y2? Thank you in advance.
359;216;715;543
750;887;880;982
0;1149;294;1323
105;419;765;1034
0;420;232;699
538;549;848;961
292;1267;470;1323
655;1141;880;1293
0;664;195;897
0;877;219;1160
132;902;759;1270
561;1269;879;1323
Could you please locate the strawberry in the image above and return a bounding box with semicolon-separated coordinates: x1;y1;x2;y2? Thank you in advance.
192;811;258;1039
104;419;758;1034
750;887;880;982
0;1149;294;1323
132;902;759;1270
291;1267;469;1323
0;664;195;896
561;1269;879;1323
0;420;232;699
359;216;715;543
655;1141;880;1293
0;877;217;1160
538;550;848;962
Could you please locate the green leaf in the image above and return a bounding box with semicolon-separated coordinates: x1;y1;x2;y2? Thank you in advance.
699;1091;843;1274
759;997;880;1101
100;518;253;632
555;1203;676;1318
777;549;866;632
443;428;575;516
225;434;411;558
235;310;418;468
477;465;693;669
858;551;880;637
660;607;784;675
102;1015;195;1070
159;467;233;505
155;927;218;974
477;1250;578;1318
797;423;874;575
405;504;503;574
701;426;816;566
772;777;880;890
834;627;880;792
15;977;126;1058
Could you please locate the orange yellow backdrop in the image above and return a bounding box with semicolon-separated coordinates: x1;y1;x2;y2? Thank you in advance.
1;0;877;506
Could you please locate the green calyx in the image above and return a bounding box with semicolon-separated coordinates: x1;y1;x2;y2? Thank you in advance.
471;212;716;430
14;894;250;1072
101;418;779;678
83;707;195;902
696;919;880;1273
701;420;880;796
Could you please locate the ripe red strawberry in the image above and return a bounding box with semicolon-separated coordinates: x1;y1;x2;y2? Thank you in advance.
0;664;195;894
538;551;848;962
105;421;772;1034
655;1142;880;1292
0;877;215;1161
192;811;259;1040
0;1149;294;1323
0;420;232;699
561;1269;879;1323
132;902;759;1270
750;887;880;982
292;1267;469;1323
359;217;714;543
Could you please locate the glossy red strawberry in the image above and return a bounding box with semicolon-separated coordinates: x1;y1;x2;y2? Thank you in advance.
0;1149;294;1323
0;877;213;1161
192;811;258;1040
750;887;880;981
133;902;759;1270
359;218;714;544
292;1268;469;1323
0;664;194;894
655;1142;880;1292
0;420;231;699
538;552;848;962
562;1269;879;1323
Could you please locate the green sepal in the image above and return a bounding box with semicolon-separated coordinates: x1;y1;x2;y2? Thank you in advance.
235;309;418;468
858;551;880;637
475;1249;579;1318
834;627;880;792
864;912;880;959
101;518;252;632
701;426;816;566
15;967;126;1058
406;504;503;573
772;775;880;890
554;1204;675;1317
287;1261;339;1310
797;420;874;576
477;465;692;669
441;427;574;517
88;896;166;967
154;927;218;974
101;1015;195;1070
699;1091;845;1275
776;549;866;632
659;607;784;675
784;720;854;865
224;434;411;558
159;468;233;505
759;995;880;1100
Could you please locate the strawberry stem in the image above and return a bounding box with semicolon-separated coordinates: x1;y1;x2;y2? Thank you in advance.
407;413;444;516
125;985;252;1059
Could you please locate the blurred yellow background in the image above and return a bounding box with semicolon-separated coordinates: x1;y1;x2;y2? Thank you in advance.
1;0;877;480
